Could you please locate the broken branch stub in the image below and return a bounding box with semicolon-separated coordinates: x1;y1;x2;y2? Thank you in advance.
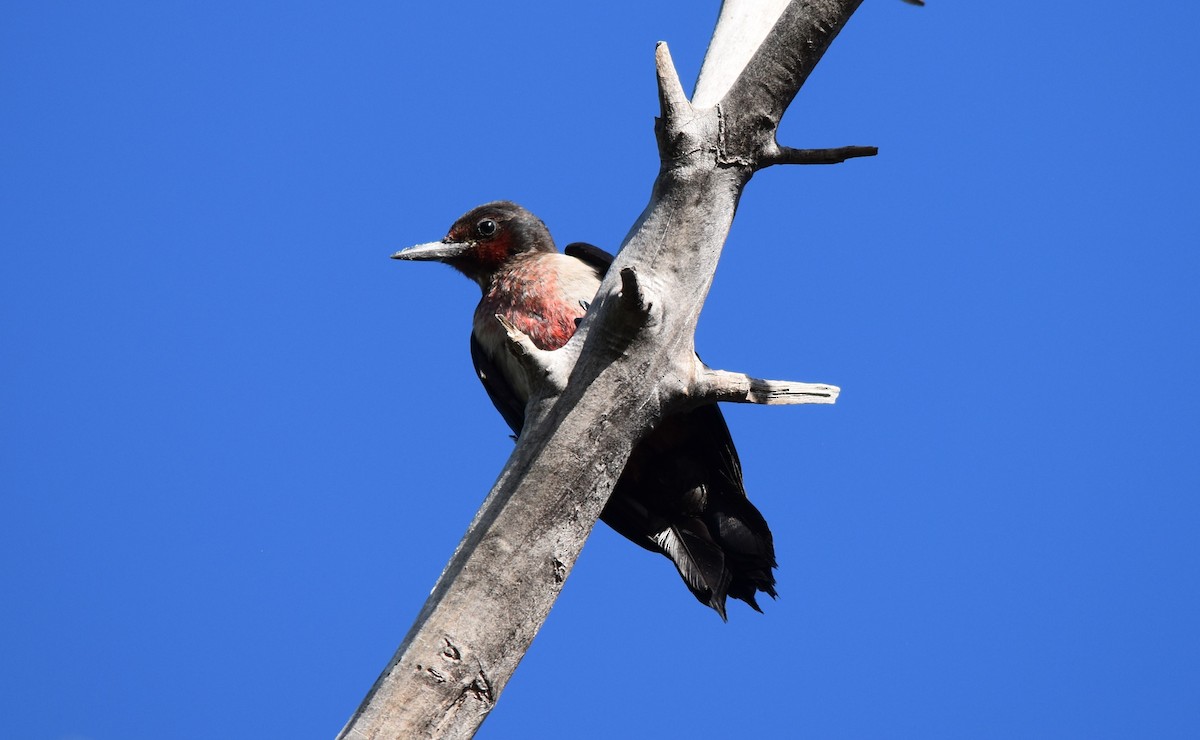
494;314;567;395
693;366;841;406
763;144;879;167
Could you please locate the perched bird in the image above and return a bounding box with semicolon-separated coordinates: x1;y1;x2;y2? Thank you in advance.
392;201;776;618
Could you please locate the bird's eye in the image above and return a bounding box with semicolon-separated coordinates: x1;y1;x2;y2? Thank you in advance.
477;219;498;237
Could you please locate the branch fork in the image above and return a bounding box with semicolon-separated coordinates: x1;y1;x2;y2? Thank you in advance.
344;3;873;736
657;40;877;172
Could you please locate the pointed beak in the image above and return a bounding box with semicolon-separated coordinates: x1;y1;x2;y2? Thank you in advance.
390;240;471;262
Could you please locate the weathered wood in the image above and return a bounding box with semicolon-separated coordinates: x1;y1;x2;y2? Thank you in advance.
339;2;867;737
693;367;841;406
693;0;791;107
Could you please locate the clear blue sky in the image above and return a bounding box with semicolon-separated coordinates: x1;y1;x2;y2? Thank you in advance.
3;2;1198;738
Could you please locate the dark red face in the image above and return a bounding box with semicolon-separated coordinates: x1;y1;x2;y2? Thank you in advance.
444;209;517;272
440;201;557;276
392;201;557;283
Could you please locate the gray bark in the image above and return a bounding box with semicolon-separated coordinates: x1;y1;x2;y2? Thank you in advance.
339;1;872;737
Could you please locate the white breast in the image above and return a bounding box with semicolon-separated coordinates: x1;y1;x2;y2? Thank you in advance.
473;253;603;403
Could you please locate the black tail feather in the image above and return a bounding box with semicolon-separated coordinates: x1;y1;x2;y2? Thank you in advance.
601;404;779;618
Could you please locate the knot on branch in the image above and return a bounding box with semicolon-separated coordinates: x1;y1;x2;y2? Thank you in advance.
618;267;656;326
586;267;659;352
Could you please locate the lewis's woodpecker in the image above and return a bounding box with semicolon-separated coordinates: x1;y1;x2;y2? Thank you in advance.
392;201;776;618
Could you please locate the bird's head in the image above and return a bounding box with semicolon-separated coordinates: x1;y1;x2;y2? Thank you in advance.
391;201;556;286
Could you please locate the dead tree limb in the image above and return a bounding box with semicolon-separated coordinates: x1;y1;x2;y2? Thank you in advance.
340;1;870;737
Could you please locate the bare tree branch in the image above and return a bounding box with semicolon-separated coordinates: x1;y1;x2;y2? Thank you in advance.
339;2;872;737
693;0;791;107
655;42;691;118
762;144;878;166
722;0;864;149
694;367;841;405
